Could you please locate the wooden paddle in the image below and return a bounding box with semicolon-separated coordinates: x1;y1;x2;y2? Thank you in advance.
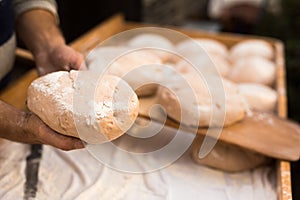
138;96;300;161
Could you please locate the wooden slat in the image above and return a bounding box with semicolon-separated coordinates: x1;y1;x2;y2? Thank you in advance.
15;48;34;61
277;161;292;200
0;69;37;110
274;39;292;200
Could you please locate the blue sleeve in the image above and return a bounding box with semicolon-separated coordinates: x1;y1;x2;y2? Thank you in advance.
0;0;14;45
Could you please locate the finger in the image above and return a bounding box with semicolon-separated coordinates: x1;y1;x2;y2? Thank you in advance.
38;124;85;151
50;46;84;71
68;51;85;70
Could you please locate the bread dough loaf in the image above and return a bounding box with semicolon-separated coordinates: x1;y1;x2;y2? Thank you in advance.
238;83;277;112
109;50;164;96
228;57;276;85
191;135;272;172
175;54;230;77
127;33;177;63
87;48;164;96
230;39;274;61
127;33;174;50
87;46;131;72
176;38;228;58
211;56;231;77
157;73;246;127
27;70;139;144
194;38;228;58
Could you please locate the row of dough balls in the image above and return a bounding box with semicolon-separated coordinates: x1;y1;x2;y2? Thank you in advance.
175;37;277;113
128;34;278;113
86;34;277;116
175;37;276;83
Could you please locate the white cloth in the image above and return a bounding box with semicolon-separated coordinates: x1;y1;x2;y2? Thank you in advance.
0;139;276;200
0;34;16;80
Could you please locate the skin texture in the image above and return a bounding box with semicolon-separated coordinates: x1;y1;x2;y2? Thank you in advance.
15;9;85;75
0;9;85;150
0;101;84;150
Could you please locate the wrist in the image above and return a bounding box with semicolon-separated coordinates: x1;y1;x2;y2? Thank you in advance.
16;9;66;58
0;100;34;143
20;112;40;144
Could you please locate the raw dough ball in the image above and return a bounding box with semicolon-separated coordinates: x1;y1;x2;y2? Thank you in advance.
194;38;228;58
121;64;178;97
86;46;131;72
228;57;276;85
88;48;164;96
191;135;272;172
27;70;139;144
127;33;174;49
176;38;228;58
108;50;162;76
230;39;274;61
157;73;246;127
127;33;177;63
108;50;164;96
175;54;230;77
211;56;231;77
238;83;277;112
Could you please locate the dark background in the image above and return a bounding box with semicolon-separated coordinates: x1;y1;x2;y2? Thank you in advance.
56;0;142;43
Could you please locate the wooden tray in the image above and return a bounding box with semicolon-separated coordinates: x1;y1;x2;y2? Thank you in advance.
70;14;291;200
0;14;292;200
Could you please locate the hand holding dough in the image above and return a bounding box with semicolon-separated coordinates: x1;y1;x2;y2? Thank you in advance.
27;70;139;144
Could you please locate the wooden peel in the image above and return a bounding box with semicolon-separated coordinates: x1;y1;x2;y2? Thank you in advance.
200;112;300;161
138;96;300;161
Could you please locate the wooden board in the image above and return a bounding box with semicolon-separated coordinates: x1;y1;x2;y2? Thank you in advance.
70;14;293;200
138;97;300;161
0;49;36;110
0;14;292;200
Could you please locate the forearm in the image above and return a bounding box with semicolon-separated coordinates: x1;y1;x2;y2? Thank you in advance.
0;100;84;149
14;8;84;75
15;9;65;57
0;100;29;142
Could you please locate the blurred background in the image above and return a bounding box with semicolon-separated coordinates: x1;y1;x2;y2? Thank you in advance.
56;0;300;123
24;0;300;198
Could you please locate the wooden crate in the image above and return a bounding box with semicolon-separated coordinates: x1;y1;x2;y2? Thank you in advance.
0;14;292;200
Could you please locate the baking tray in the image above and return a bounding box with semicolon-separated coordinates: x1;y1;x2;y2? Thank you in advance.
0;14;292;200
70;14;291;200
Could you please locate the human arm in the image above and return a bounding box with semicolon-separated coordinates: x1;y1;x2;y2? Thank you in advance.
0;100;84;150
14;8;84;75
0;1;86;150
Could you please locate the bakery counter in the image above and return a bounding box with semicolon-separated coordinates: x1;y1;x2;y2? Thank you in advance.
0;14;294;200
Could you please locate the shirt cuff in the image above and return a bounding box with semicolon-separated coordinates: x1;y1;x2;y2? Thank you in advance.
13;0;59;23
